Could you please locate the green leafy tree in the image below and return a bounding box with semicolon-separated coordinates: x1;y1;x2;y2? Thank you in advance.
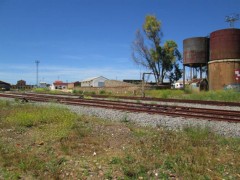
132;15;182;84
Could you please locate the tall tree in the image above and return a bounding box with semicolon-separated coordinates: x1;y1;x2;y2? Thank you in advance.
132;15;182;84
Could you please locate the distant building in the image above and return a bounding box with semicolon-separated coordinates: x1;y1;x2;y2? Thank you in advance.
50;80;68;90
39;82;47;88
11;80;33;90
74;81;81;87
50;81;80;90
0;81;11;91
172;81;184;89
17;80;26;86
81;76;108;87
189;79;208;92
123;79;142;85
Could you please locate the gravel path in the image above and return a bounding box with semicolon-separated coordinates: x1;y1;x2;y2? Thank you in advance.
1;97;240;137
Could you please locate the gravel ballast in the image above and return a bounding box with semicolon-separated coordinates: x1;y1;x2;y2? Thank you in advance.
67;105;240;137
1;97;240;137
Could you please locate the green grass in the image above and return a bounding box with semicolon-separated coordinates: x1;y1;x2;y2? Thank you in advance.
145;89;240;102
0;99;239;179
33;85;240;102
3;104;77;141
33;88;72;95
33;88;50;93
146;89;185;99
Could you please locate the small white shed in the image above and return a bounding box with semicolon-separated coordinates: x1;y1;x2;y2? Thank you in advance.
39;82;47;88
172;81;184;89
81;76;108;87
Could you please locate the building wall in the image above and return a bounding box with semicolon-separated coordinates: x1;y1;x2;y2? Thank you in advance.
39;83;47;88
0;82;11;91
105;80;137;87
92;77;108;87
55;85;68;89
81;77;108;87
67;83;74;89
17;80;26;86
81;81;92;87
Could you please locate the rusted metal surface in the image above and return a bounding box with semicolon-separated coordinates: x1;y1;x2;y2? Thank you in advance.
183;37;209;67
209;60;240;90
210;28;240;60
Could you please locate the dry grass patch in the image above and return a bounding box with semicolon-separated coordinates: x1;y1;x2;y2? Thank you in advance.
0;100;239;179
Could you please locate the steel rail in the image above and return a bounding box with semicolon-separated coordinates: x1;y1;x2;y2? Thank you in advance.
0;93;240;123
9;92;240;107
91;95;240;107
14;93;240;118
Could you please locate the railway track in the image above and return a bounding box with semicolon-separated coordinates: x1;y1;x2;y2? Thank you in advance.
91;94;240;107
7;91;240;106
0;92;240;123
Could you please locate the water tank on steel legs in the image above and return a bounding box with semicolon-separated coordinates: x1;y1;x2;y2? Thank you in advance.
183;37;209;67
209;28;240;90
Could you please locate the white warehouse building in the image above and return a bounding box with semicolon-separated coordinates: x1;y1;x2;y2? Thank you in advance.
81;76;108;87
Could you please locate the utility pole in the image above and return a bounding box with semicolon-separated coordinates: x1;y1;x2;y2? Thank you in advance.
35;60;40;87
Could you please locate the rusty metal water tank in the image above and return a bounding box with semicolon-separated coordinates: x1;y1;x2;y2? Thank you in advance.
183;37;209;67
210;28;240;60
209;28;240;90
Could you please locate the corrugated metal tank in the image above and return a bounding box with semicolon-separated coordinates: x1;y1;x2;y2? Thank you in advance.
183;37;209;67
209;28;240;90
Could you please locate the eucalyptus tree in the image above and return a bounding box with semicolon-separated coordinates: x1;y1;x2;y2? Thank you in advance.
132;15;182;84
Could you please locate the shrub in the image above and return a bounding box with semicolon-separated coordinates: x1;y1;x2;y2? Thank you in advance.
99;90;106;95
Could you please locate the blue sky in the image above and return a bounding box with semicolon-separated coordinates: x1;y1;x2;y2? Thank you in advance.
0;0;239;84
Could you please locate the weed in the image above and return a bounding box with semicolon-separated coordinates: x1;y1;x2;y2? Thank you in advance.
183;126;213;146
107;97;120;101
14;98;20;103
99;90;106;95
104;170;113;179
109;157;122;164
124;155;136;164
150;101;157;105
136;100;141;103
4;100;11;106
73;89;83;94
121;114;129;123
161;91;169;99
163;157;174;170
83;91;96;95
132;128;148;137
0;168;21;180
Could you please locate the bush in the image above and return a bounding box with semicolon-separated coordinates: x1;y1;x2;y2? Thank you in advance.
73;90;83;94
83;91;96;95
99;90;106;95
